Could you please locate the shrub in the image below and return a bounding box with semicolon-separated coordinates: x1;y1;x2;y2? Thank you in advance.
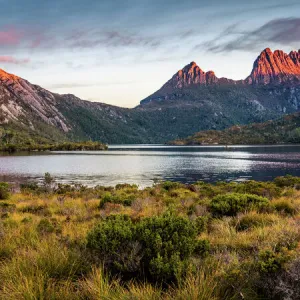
210;193;269;216
194;216;209;234
257;249;292;274
87;214;199;284
162;181;181;191
20;182;40;193
274;175;300;188
37;218;61;235
0;183;10;200
136;214;197;283
194;239;210;257
233;181;281;199
99;193;134;208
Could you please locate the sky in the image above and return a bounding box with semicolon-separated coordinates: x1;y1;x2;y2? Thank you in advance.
0;0;299;107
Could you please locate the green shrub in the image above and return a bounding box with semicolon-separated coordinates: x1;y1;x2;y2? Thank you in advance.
194;239;210;257
257;249;292;274
0;183;10;200
87;214;199;284
99;192;134;208
136;214;197;283
210;193;269;216
194;216;209;234
20;182;40;193
162;181;181;191
37;218;61;235
274;175;300;188
233;181;281;199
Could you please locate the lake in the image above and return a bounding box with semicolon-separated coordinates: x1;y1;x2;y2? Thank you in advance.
0;144;300;187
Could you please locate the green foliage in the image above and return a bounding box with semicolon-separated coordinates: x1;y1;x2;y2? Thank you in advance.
194;239;210;257
232;181;281;199
274;175;300;188
162;181;182;191
37;218;61;235
258;249;292;274
136;214;197;283
87;213;199;284
99;192;135;208
0;183;10;200
194;216;209;234
20;182;40;193
169;112;300;146
210;193;270;216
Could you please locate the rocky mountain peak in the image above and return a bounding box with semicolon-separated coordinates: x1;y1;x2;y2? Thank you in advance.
0;69;20;83
247;48;300;85
161;61;228;89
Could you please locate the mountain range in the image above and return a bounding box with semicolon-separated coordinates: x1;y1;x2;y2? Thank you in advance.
1;48;300;145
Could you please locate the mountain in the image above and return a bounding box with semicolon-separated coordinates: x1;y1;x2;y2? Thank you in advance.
1;48;300;145
168;112;300;145
246;48;300;85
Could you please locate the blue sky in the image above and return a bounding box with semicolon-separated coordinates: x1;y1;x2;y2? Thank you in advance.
0;0;299;107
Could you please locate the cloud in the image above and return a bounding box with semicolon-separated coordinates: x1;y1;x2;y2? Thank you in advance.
0;28;23;45
0;56;30;64
65;29;161;50
48;80;138;89
198;18;300;53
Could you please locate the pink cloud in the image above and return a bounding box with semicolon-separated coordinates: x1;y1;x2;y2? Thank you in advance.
0;28;23;45
0;56;30;65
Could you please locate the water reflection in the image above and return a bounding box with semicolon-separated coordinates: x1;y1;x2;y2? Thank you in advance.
0;145;300;187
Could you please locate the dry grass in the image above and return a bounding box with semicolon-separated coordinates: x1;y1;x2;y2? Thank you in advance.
1;180;300;299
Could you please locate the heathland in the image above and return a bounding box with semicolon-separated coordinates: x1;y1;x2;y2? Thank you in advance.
1;175;300;299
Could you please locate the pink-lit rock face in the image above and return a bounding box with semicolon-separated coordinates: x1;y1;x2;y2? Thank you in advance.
160;48;300;91
0;68;70;132
247;48;300;85
162;61;235;89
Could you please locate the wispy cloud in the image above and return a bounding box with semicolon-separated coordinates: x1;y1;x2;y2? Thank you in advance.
0;27;23;46
48;80;138;89
198;18;300;53
0;56;29;64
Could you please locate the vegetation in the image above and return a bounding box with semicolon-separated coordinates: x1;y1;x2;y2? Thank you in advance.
169;112;300;145
0;122;107;153
2;175;300;299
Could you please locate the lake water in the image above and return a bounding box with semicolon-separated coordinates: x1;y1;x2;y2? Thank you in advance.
0;144;300;187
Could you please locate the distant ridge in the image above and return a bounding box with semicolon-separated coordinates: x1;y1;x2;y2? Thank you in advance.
1;48;300;144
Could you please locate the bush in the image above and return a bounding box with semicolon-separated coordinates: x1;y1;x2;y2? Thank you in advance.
20;182;40;193
257;249;292;274
210;193;269;216
0;183;10;200
37;218;61;235
233;181;281;199
87;214;199;284
194;216;209;234
162;181;181;191
274;175;300;188
194;239;210;257
136;214;197;283
99;192;134;208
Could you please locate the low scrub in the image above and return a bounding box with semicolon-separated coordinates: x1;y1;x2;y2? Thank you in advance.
209;193;270;216
87;213;206;284
0;182;10;200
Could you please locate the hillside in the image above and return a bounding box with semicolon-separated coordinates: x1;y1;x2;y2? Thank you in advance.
168;112;300;145
1;48;300;144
